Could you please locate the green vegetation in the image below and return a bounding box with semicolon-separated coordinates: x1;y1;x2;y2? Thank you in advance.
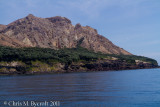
108;54;158;65
0;45;158;65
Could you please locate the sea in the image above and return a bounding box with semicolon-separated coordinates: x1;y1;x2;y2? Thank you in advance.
0;68;160;107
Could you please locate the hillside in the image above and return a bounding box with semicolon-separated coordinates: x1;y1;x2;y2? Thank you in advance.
0;14;158;75
0;46;158;75
0;14;131;55
0;24;6;31
0;34;29;47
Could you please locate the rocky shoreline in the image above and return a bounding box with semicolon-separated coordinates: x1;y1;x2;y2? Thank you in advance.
0;59;158;75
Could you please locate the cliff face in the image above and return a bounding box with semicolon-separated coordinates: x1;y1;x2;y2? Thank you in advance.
0;34;29;47
0;14;131;55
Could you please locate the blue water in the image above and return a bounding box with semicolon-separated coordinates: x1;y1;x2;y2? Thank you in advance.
0;68;160;107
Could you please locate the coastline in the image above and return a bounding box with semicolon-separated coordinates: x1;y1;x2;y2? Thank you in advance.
0;67;159;76
0;60;158;75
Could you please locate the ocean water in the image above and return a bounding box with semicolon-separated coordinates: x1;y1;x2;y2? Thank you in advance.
0;68;160;107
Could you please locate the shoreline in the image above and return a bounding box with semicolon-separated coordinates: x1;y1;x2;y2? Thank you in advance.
0;59;158;76
0;66;159;76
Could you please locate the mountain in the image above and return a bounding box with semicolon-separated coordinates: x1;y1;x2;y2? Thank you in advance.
0;34;29;47
0;14;131;55
0;24;6;31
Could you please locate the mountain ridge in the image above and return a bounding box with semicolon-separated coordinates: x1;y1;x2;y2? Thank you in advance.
0;14;131;55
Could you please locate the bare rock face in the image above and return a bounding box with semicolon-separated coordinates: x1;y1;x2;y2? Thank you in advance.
0;34;29;47
0;14;132;55
0;24;7;31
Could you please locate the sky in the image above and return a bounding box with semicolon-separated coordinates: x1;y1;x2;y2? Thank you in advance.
0;0;160;64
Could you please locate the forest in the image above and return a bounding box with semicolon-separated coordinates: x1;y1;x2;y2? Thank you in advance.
0;45;158;65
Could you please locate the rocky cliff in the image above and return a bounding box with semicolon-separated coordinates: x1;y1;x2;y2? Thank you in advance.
0;34;29;47
0;24;6;31
0;14;131;55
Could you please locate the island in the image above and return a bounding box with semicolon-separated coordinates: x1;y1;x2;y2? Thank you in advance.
0;14;158;75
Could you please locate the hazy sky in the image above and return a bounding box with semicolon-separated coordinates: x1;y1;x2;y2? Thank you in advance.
0;0;160;64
